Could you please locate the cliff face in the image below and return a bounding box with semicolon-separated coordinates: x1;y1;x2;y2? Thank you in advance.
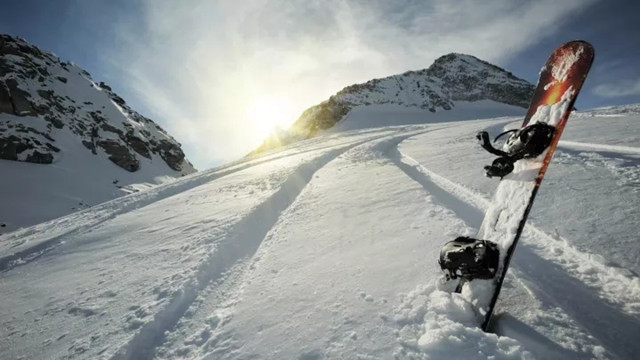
251;53;534;155
0;34;195;174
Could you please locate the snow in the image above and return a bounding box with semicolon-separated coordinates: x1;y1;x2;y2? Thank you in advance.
550;46;584;84
1;103;640;359
331;101;526;132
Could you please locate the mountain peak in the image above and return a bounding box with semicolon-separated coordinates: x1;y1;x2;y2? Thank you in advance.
432;52;481;63
250;53;534;155
429;52;521;82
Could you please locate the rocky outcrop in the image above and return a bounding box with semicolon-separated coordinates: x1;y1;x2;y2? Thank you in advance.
0;34;195;174
0;82;14;113
296;98;350;138
98;139;139;172
0;134;26;161
151;139;188;172
0;123;58;163
4;78;36;115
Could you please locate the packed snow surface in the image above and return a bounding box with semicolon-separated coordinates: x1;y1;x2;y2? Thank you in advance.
1;104;639;359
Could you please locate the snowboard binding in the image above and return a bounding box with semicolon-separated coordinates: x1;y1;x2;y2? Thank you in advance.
477;122;556;178
439;236;499;281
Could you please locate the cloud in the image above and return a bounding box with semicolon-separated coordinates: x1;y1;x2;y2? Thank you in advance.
104;0;597;169
593;79;640;98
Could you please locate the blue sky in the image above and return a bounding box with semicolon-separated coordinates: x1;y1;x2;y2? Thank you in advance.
1;0;638;169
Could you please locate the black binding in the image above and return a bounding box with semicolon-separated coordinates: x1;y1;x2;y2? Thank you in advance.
477;123;555;178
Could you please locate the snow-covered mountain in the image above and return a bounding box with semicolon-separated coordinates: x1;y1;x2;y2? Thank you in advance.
0;34;195;233
252;53;534;154
1;102;638;359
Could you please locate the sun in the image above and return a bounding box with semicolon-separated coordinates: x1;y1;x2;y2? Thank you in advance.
245;95;297;141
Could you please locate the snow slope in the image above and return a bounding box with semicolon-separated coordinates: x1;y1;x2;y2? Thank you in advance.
1;104;639;359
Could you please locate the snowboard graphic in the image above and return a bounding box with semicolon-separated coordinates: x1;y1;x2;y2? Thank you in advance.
439;41;595;331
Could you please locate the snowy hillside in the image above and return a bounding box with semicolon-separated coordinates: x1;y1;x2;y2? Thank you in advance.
1;103;639;359
252;53;534;154
0;34;195;233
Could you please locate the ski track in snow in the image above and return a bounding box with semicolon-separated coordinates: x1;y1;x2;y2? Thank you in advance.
110;147;346;360
397;140;640;313
559;140;640;156
392;135;640;358
111;128;440;360
0;129;397;273
0;127;408;360
147;126;459;360
554;145;640;190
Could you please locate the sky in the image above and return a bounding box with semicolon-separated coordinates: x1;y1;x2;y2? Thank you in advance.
1;0;639;169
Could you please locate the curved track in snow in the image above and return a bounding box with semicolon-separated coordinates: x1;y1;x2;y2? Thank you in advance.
559;140;640;155
112;128;442;360
391;128;640;359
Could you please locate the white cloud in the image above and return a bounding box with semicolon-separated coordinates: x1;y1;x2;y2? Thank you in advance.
105;0;596;169
593;79;640;98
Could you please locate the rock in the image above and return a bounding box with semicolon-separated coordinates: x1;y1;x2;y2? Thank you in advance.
303;98;350;137
82;140;97;154
5;78;36;116
99;122;122;135
0;135;27;160
97;139;139;172
43;115;64;129
25;150;53;164
111;95;126;106
89;111;107;123
127;135;151;159
0;82;13;114
153;140;187;171
98;82;111;91
45;142;60;152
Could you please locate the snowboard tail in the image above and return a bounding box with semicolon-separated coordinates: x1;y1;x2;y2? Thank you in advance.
441;41;595;331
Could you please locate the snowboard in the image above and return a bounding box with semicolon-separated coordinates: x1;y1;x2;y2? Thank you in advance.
442;40;595;331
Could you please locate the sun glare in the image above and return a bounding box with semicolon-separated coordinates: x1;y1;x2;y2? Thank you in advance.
245;95;298;141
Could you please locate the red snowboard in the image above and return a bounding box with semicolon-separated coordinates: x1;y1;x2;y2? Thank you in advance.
461;41;595;331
